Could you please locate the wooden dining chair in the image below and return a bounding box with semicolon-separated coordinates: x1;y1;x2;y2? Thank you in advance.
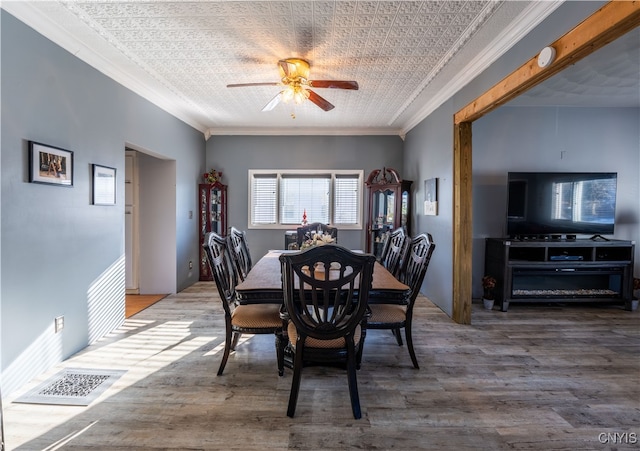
380;227;407;278
367;233;435;369
227;226;253;282
279;245;376;419
296;222;338;248
203;232;283;376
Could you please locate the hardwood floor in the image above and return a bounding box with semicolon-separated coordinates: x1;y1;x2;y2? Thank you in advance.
125;294;168;318
4;282;639;450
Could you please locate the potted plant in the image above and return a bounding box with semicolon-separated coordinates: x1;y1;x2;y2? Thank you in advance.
482;275;496;310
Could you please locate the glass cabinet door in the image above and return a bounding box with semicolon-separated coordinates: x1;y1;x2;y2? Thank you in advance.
199;182;227;280
207;186;224;234
370;189;395;258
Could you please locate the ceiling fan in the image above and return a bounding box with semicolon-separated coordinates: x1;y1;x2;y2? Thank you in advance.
227;58;359;112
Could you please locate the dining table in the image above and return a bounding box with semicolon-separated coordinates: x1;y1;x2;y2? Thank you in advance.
235;249;410;305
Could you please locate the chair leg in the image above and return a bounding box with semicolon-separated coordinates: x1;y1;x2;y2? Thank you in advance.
275;330;286;376
217;321;233;376
287;339;305;418
346;338;362;419
230;331;241;351
356;325;366;369
392;328;403;346
405;322;419;369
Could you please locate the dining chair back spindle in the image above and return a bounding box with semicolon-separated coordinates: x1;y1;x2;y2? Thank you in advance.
380;227;407;278
367;233;435;369
279;245;376;419
203;232;283;376
377;229;391;262
228;226;253;282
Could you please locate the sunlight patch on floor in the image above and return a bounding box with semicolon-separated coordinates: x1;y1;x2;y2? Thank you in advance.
203;333;253;357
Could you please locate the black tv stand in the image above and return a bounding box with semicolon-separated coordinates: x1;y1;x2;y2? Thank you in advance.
484;238;635;312
590;234;610;241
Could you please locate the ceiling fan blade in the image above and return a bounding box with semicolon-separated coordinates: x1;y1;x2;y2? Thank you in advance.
278;60;293;78
310;80;359;90
262;92;282;111
227;82;280;88
307;90;335;111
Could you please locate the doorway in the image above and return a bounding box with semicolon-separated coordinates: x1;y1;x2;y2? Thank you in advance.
124;147;177;308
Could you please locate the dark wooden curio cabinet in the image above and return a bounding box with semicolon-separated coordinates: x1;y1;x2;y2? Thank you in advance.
198;182;227;281
365;168;412;257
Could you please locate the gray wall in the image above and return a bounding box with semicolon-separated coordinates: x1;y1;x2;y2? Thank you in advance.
206;135;404;259
1;11;205;396
138;153;178;294
403;100;456;316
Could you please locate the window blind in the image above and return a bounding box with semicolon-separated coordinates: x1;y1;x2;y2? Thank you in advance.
334;174;359;225
251;174;277;224
249;170;362;228
280;175;330;224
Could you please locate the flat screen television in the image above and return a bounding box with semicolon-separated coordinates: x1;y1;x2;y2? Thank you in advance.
506;172;617;238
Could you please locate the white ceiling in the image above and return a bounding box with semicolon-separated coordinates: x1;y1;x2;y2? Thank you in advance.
509;26;640;108
3;1;638;138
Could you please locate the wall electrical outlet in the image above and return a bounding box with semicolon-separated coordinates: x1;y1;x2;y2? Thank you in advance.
55;315;64;333
189;260;193;270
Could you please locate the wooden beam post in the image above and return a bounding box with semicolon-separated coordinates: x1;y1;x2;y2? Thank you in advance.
452;122;473;325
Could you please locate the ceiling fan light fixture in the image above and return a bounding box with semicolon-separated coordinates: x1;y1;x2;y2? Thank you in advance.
230;56;356;112
282;84;310;105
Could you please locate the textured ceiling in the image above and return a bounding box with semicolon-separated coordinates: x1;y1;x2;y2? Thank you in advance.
509;26;640;108
3;1;637;137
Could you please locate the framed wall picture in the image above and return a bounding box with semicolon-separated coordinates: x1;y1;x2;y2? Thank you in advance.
29;141;74;186
424;177;438;215
92;164;116;205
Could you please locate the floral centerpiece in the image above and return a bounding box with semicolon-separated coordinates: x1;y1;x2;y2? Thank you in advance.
203;168;223;184
482;275;496;300
300;232;335;249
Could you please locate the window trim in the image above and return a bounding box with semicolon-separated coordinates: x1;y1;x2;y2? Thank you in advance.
248;169;364;230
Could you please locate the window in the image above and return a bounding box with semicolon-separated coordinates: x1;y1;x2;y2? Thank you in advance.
249;170;363;229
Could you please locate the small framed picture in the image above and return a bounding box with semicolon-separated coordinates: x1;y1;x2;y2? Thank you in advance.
92;164;116;205
424;178;437;202
29;141;74;186
424;178;438;216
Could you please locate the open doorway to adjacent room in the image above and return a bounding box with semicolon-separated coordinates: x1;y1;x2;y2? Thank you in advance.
124;147;177;316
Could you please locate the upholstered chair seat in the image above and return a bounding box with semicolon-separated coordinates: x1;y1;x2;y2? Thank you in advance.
232;304;283;329
367;304;407;324
287;322;362;349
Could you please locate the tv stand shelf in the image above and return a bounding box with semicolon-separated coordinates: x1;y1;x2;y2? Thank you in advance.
484;238;635;312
